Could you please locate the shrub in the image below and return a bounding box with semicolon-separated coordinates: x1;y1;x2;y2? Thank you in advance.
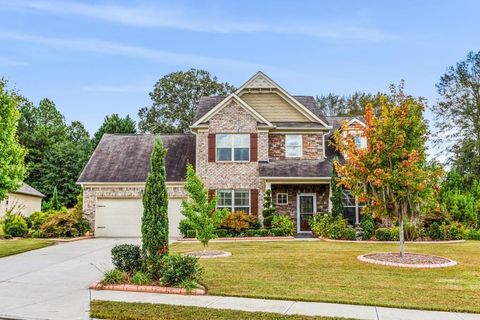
443;192;478;227
221;211;256;233
185;230;196;238
310;214;355;240
404;222;424;241
243;228;271;237
102;268;126;285
428;222;442;240
375;227;400;241
111;244;141;274
160;254;202;287
466;229;480;240
360;214;375;240
28;211;49;231
39;209;90;238
262;189;276;227
214;229;232;238
271;215;295;236
3;213;28;237
131;271;152;285
179;219;196;238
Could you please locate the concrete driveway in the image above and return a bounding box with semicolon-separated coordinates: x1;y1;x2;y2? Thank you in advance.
0;238;140;320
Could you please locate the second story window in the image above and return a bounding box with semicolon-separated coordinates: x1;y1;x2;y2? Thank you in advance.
353;135;367;149
216;134;250;161
286;134;302;157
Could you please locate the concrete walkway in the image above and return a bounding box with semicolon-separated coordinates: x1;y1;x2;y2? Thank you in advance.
90;290;480;320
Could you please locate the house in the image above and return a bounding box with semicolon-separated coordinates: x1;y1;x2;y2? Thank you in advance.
0;183;45;217
77;72;365;237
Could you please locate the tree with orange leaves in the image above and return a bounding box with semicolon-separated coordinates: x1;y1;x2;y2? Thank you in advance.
333;83;443;257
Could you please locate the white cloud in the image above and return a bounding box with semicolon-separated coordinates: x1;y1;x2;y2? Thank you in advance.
2;1;392;41
0;31;260;69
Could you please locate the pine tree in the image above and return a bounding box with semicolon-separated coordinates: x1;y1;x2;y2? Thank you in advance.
50;186;62;210
262;189;276;227
142;138;169;261
330;158;344;218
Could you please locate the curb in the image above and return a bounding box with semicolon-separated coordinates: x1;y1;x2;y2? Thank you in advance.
89;281;207;295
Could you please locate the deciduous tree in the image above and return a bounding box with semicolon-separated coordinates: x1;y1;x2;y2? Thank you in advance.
316;92;383;116
333;83;442;256
330;157;344;218
0;79;26;200
138;69;235;133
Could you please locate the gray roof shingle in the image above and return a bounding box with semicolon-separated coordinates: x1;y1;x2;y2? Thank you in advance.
13;183;45;198
77;134;196;183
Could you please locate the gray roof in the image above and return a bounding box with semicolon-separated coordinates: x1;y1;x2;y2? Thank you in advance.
326;116;365;131
77;134;196;183
193;95;329;126
13;183;45;198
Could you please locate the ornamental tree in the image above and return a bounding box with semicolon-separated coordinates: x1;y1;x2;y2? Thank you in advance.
181;164;227;249
333;83;442;257
142;138;169;261
261;189;276;227
0;79;26;201
330;157;344;218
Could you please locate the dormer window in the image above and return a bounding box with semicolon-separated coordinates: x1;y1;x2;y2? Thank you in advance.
286;135;302;157
216;134;250;161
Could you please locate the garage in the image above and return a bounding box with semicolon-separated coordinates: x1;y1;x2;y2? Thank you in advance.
95;198;183;238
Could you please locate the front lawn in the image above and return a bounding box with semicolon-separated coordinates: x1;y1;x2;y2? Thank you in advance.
91;300;356;320
0;238;55;258
172;240;480;313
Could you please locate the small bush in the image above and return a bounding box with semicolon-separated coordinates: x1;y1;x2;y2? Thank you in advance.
28;211;49;232
404;222;424;241
111;244;141;274
131;271;152;285
160;254;202;287
310;214;354;240
428;221;466;240
102;268;126;285
428;222;442;240
375;227;400;241
360;214;375;240
243;228;271;237
179;219;196;238
185;230;196;238
3;214;28;237
466;229;480;240
39;209;90;238
271;215;295;236
214;229;233;238
221;211;257;233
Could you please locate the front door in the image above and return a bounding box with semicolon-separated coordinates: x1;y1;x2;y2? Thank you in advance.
297;193;316;233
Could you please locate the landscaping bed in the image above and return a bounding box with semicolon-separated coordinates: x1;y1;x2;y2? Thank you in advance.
90;300;355;320
357;252;457;268
172;240;480;313
89;281;206;295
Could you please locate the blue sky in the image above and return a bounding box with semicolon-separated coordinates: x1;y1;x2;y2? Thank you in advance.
1;0;479;146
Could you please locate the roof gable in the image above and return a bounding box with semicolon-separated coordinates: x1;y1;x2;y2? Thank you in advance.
236;71;331;128
191;93;274;128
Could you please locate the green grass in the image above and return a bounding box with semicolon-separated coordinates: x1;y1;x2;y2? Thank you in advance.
0;238;55;258
90;300;356;320
171;240;480;313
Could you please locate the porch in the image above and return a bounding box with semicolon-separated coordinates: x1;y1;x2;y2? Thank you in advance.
268;182;330;234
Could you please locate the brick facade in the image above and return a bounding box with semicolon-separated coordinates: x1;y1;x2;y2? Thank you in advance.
271;184;330;228
196;101;268;214
82;184;186;228
268;134;324;160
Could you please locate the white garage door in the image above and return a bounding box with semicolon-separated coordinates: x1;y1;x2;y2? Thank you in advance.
95;198;183;238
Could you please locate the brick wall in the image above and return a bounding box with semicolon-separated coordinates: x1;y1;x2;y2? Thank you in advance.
268;133;324;160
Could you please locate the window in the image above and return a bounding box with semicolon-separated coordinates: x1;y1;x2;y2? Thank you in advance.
276;193;288;205
286;135;302;157
217;190;250;213
216;134;250;161
353;135;367;149
342;190;365;225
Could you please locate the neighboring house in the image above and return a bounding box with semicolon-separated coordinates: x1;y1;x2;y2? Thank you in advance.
0;183;45;217
78;72;365;237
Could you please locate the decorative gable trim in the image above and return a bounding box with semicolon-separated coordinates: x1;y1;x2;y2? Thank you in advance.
191;93;274;128
345;118;366;128
236;71;332;129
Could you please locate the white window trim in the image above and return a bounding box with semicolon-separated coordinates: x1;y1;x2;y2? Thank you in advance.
216;134;250;162
285;134;303;158
217;189;251;214
276;193;288;205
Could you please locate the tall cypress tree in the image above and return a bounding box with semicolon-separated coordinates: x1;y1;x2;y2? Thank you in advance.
330;158;344;218
142;138;169;261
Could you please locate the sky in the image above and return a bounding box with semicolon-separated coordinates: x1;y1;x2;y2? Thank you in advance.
1;0;479;158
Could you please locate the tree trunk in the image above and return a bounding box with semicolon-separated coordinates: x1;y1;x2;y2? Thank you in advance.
399;209;405;258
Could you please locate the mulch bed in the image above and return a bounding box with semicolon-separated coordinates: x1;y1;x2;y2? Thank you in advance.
186;250;232;259
89;281;206;295
358;252;457;268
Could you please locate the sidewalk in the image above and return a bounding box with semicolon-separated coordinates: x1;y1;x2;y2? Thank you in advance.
90;290;480;320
